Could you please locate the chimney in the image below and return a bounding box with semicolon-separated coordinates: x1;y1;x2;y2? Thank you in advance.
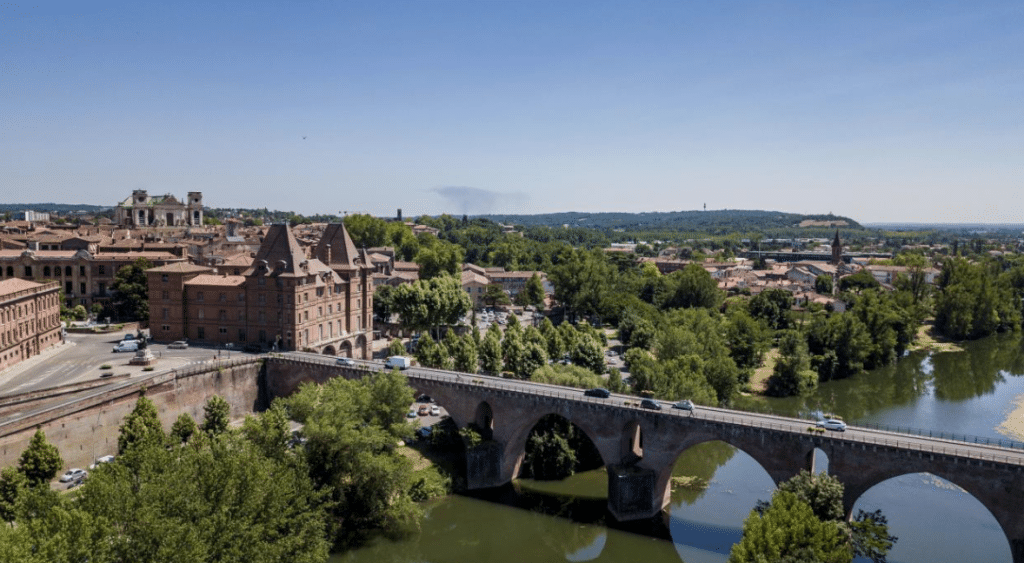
326;244;331;265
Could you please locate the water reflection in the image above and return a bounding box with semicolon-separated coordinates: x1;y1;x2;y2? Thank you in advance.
334;332;1024;563
668;442;774;562
853;473;1012;563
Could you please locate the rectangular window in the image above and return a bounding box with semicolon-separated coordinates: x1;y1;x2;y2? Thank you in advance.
196;291;204;301
258;277;266;286
238;329;246;342
219;292;226;302
238;293;245;301
198;309;205;319
162;290;169;300
219;327;227;334
80;266;85;276
98;265;105;276
162;308;169;320
259;330;266;343
80;282;86;294
258;311;265;323
162;324;170;331
219;310;227;321
258;294;266;305
162;274;169;283
197;326;205;339
24;266;32;277
65;281;72;294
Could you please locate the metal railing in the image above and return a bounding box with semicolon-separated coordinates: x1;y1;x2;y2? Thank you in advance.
856;421;1024;451
278;355;1024;467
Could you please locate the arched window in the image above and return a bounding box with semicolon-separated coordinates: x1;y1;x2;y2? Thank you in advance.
5;267;12;277
43;266;51;277
65;266;72;277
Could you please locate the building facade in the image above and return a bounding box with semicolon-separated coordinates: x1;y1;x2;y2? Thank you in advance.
0;249;186;311
147;223;375;358
115;190;204;228
0;278;62;372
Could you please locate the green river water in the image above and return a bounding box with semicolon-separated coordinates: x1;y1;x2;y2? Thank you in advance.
333;332;1024;563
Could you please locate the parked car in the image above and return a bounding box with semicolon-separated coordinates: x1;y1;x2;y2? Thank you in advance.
59;468;87;483
335;357;355;367
112;341;139;353
640;398;662;411
817;419;847;432
406;409;418;419
417;405;430;416
584;388;611;398
416;394;434;403
167;341;188;349
417;426;432;440
88;455;115;470
429;405;441;417
672;399;695;412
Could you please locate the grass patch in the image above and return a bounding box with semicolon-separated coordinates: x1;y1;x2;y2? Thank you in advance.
745;348;779;395
99;364;112;370
909;321;963;353
143;366;155;371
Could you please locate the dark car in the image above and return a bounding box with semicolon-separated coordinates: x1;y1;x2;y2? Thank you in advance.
640;398;662;411
584;388;611;398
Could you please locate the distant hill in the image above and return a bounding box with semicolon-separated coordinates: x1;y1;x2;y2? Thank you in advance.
476;210;863;233
0;203;110;213
865;223;1024;234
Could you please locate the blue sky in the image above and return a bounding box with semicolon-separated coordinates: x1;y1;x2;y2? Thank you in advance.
2;1;1022;223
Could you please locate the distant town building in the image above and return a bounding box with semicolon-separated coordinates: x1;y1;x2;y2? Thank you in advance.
0;278;62;372
12;211;50;223
115;190;204;228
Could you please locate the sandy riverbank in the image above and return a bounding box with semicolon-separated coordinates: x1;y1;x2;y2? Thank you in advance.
997;394;1024;441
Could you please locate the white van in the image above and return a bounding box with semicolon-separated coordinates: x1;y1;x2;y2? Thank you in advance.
384;356;411;370
113;341;139;353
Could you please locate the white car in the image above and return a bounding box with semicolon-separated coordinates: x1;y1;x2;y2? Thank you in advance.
89;455;115;470
429;405;440;417
817;419;847;432
59;468;87;483
335;357;356;367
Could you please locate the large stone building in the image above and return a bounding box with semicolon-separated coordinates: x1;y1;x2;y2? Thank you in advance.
115;190;204;228
147;223;375;358
0;278;62;372
0;249;186;311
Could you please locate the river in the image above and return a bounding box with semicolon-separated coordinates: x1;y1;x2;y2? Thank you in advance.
334;332;1024;563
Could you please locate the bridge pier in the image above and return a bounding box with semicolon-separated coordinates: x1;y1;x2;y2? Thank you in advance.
464;441;505;490
606;464;660;521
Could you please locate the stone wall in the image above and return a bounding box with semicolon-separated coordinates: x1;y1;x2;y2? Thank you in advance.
0;358;264;471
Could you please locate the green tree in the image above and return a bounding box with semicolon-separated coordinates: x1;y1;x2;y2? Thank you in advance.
729;491;851;563
521;273;546;308
391;275;472;338
767;330;818;397
201;395;231;436
481;284;511;307
169;412;197;445
241;402;292;461
18;429;63;487
118;394;164;455
0;466;27;522
479;330;503;374
656;264;724;310
452;334;479;374
388;338;406;357
110;258;154;321
724;307;770;370
815;274;834;294
749;288;794;330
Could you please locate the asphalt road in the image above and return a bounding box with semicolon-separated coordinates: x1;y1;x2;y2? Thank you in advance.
0;333;258;397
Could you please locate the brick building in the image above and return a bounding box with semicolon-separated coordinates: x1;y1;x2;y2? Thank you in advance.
0;278;62;371
0;249;186;311
147;223;375;358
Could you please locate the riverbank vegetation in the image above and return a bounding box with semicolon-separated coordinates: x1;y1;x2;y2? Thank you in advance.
730;471;896;563
0;369;455;562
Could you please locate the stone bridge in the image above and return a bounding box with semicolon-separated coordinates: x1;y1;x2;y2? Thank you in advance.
268;354;1024;561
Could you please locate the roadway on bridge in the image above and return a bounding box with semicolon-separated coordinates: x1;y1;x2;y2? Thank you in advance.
285;351;1024;467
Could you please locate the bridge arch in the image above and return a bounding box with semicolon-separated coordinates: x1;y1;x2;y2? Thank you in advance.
322;345;337;356
849;471;1013;563
339;341;353;358
500;409;618;482
474;401;494;439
